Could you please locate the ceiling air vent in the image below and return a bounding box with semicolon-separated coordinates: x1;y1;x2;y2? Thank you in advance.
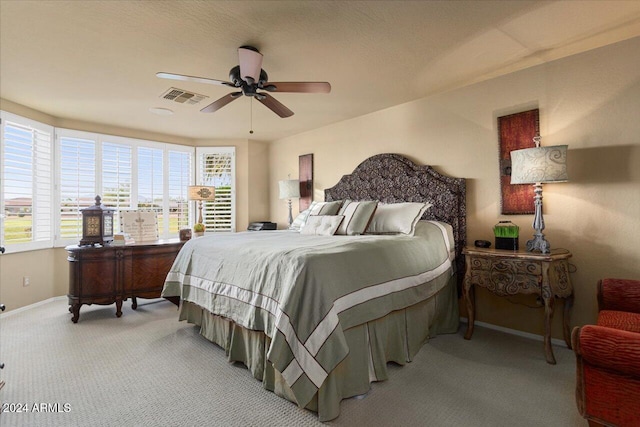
160;87;208;105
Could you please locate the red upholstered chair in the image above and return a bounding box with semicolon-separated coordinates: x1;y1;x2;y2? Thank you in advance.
572;278;640;427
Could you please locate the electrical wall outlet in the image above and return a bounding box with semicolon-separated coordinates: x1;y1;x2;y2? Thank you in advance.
23;276;30;287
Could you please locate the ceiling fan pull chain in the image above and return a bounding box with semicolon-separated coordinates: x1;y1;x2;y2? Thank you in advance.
249;97;254;134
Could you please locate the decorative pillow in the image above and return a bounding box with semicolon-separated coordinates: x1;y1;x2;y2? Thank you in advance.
289;207;311;231
367;202;432;236
300;215;344;236
335;200;377;235
308;200;342;216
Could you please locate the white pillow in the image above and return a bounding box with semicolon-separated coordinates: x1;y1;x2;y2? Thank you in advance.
289;207;311;231
367;202;432;236
335;200;377;236
300;215;344;236
289;201;343;231
308;200;342;216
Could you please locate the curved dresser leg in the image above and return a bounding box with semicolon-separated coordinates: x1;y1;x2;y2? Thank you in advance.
543;295;557;364
115;299;123;318
71;304;80;323
464;284;475;340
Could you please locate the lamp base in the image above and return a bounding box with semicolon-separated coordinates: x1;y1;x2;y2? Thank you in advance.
526;234;550;254
525;183;550;254
287;199;293;226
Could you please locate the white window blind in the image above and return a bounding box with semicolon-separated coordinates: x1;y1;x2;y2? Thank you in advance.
1;111;196;252
137;146;164;233
58;133;97;241
102;141;133;231
196;147;235;233
168;150;191;234
0;112;54;252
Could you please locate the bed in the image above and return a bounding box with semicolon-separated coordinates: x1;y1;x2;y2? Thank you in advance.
162;153;466;421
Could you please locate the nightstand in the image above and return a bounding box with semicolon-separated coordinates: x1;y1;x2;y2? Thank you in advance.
462;246;573;364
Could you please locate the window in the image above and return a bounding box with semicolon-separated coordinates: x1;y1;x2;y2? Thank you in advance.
0;112;54;252
196;147;235;232
168;150;191;234
58;132;97;241
1;111;218;253
55;129;195;245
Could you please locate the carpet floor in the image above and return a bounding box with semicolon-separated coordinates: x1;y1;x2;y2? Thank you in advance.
0;298;584;426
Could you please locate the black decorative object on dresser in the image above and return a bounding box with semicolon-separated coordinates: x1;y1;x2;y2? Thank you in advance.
79;195;115;246
66;239;184;323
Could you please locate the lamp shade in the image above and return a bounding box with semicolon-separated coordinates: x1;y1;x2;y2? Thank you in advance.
188;185;216;201
278;179;300;199
510;145;568;184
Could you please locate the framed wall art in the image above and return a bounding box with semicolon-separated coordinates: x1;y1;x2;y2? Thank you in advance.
497;108;539;214
299;153;313;211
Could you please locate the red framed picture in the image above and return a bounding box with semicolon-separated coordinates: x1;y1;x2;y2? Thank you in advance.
498;109;539;214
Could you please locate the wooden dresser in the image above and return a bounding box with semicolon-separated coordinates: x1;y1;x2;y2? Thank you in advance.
66;239;185;323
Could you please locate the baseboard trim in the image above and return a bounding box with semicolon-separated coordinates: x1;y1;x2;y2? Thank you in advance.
459;317;567;347
1;296;66;317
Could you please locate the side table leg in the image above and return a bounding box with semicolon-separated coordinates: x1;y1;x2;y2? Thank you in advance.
563;294;574;349
543;295;557;364
131;297;137;310
115;299;123;318
464;284;475;340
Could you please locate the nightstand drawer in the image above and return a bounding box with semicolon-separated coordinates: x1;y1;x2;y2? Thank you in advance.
469;270;540;296
469;257;542;276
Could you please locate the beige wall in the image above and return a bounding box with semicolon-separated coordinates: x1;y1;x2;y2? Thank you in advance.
268;37;640;338
0;100;269;311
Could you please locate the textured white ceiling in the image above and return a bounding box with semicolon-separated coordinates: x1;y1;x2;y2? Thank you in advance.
1;1;639;142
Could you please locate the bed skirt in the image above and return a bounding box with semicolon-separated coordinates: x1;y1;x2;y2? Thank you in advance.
178;274;459;422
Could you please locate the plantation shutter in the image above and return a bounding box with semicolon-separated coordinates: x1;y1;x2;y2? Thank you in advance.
137;146;164;233
167;150;192;234
58;133;97;242
196;147;235;232
102;141;133;232
0;113;54;251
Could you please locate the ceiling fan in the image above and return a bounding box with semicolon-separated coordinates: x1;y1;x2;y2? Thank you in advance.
156;46;331;118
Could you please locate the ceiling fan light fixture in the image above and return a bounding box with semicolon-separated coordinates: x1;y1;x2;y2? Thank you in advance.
238;46;263;83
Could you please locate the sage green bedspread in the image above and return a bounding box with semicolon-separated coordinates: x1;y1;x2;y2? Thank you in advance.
162;221;455;411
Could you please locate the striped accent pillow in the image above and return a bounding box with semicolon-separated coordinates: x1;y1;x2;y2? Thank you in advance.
289;207;311;231
367;202;432;235
289;201;342;231
335;200;377;235
308;200;342;216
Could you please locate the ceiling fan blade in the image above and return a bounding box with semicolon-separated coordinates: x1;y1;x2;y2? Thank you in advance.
156;72;233;87
200;93;241;113
238;46;263;83
266;82;331;93
257;94;294;118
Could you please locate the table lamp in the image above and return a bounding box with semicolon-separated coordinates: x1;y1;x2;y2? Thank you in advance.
510;137;568;254
188;185;216;227
278;178;300;226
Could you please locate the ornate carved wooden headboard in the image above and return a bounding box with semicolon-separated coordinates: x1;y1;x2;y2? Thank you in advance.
324;153;467;280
